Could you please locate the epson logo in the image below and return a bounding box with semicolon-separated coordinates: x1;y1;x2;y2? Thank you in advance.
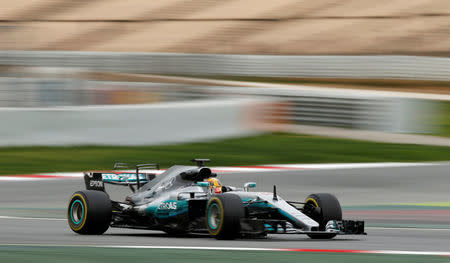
90;180;104;188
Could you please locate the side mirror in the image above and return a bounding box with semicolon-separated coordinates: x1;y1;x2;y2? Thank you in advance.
244;182;256;192
196;181;209;187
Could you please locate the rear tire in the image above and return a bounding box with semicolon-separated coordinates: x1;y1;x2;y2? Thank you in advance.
67;190;112;235
205;194;244;240
303;193;342;239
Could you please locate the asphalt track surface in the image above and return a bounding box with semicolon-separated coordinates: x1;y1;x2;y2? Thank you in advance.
0;164;449;252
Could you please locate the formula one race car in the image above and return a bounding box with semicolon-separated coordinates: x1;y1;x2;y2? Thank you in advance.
67;159;366;239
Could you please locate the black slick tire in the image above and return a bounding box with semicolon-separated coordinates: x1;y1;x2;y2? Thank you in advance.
67;190;112;235
205;193;244;240
303;193;342;239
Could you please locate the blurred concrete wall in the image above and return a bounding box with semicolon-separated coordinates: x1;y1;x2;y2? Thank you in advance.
0;99;264;146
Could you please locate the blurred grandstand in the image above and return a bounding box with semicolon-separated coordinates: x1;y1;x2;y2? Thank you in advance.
0;0;449;55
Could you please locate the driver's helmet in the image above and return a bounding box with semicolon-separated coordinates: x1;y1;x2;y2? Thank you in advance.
206;177;222;194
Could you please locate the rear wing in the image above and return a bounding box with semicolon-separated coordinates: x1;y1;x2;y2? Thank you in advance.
84;162;159;192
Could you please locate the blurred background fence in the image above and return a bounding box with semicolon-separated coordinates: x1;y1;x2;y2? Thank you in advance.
2;51;450;81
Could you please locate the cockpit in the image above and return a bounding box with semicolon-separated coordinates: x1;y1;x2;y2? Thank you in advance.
128;165;217;204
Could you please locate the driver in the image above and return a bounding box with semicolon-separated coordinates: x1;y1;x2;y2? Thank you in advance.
206;177;222;194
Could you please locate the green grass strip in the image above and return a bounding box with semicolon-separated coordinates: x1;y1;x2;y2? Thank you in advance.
438;101;450;137
0;133;448;175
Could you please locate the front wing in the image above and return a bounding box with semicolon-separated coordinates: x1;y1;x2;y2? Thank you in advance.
240;219;366;236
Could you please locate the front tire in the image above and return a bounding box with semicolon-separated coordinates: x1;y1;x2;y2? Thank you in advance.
205;194;244;240
303;193;342;239
67;190;112;235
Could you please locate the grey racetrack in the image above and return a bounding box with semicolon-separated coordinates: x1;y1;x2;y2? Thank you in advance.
1;163;449;252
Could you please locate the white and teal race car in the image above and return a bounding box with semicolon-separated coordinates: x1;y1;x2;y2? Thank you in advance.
67;159;366;239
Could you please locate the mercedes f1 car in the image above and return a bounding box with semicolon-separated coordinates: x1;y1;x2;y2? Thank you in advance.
67;159;366;239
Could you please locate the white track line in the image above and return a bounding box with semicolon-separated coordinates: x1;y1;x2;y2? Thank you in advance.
0;244;448;257
64;245;450;256
269;162;437;170
103;245;275;251
0;177;43;181
366;226;450;231
372;250;450;256
0;215;65;221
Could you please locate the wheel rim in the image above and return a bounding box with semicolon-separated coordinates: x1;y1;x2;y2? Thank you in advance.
305;197;319;208
304;199;322;225
208;203;221;230
70;200;84;224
